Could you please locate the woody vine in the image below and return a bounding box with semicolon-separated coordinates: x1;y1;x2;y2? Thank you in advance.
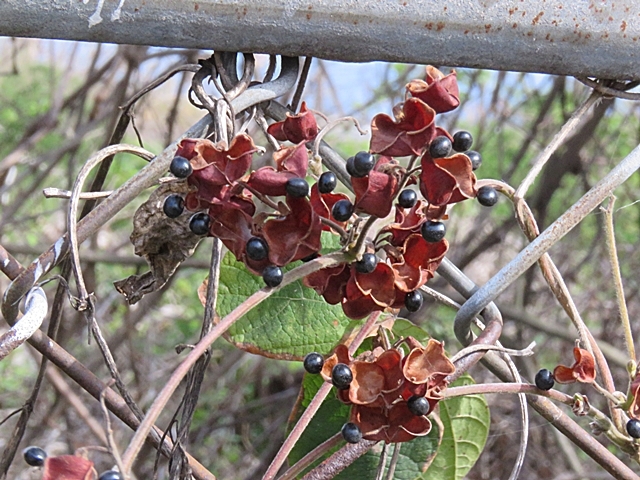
2;52;640;480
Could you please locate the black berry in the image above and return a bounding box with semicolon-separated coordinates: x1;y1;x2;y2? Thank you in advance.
429;136;452;159
169;156;193;178
332;199;354;222
534;369;555;391
189;213;210;235
466;150;482;170
351;151;376;177
354;253;377;274
405;291;423;312
627;419;640;439
346;157;358;177
286;177;310;198
303;352;324;374
23;446;46;467
318;171;337;194
477;186;499;207
331;363;353;390
246;237;269;261
421;221;446;243
341;422;363;444
98;471;123;480
398;189;418;209
163;194;184;218
262;265;283;288
452;131;473;152
407;395;430;416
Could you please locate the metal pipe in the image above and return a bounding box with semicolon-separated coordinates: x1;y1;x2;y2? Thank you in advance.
456;141;640;337
2;1;640;79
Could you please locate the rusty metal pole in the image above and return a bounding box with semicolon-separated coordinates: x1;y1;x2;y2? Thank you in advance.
1;0;640;80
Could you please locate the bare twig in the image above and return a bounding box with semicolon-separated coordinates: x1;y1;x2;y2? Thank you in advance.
600;196;635;363
515;91;601;198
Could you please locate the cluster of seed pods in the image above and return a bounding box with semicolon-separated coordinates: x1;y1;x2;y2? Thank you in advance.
161;66;499;320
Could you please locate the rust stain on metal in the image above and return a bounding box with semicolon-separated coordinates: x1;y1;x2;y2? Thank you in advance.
532;11;544;25
436;21;445;31
621;20;627;32
512;22;517;28
485;24;491;32
194;3;199;11
508;7;517;15
425;22;433;29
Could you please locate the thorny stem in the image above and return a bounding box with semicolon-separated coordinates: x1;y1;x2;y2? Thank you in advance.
265;312;382;480
601;196;635;363
121;252;349;476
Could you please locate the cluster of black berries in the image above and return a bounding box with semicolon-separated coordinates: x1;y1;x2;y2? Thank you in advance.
303;352;362;443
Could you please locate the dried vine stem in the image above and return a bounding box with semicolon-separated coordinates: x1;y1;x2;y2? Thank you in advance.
67;144;155;303
66;144;155;422
575;77;640;101
601;196;635;363
120;252;349;476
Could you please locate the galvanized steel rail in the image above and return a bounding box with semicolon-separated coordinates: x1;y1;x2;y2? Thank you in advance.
1;0;640;80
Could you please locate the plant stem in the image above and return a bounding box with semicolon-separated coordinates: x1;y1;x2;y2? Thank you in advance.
120;251;348;476
276;434;342;480
264;311;381;480
601;196;635;363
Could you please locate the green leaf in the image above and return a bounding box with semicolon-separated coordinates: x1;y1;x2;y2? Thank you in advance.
424;375;490;479
391;318;431;344
217;251;354;360
288;373;442;479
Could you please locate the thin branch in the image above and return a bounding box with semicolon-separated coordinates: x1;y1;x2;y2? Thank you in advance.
600;196;635;362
